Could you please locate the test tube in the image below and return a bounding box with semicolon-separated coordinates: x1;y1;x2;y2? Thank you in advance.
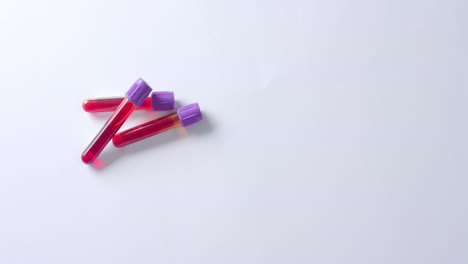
112;103;203;148
82;91;174;112
81;78;152;164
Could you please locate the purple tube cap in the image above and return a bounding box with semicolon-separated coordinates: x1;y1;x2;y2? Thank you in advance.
125;78;153;107
151;91;175;111
177;103;203;127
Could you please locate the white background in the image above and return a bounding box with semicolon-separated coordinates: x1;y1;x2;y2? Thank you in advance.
0;0;467;263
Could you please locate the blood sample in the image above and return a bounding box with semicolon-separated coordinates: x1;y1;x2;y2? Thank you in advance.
82;91;174;112
81;78;152;164
112;103;203;148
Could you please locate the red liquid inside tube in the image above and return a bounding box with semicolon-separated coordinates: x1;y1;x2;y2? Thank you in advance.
83;97;152;112
113;112;180;148
82;98;136;163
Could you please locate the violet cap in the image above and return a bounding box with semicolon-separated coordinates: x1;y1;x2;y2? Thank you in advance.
125;78;152;107
177;103;203;127
151;91;175;111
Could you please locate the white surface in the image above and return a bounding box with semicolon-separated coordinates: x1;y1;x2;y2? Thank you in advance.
0;0;467;263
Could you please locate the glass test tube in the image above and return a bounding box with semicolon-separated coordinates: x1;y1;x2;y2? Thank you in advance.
112;103;203;148
82;91;174;112
81;78;152;164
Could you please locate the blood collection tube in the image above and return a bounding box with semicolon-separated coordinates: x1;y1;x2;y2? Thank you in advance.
112;103;203;148
83;91;174;112
82;91;174;112
81;78;152;164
